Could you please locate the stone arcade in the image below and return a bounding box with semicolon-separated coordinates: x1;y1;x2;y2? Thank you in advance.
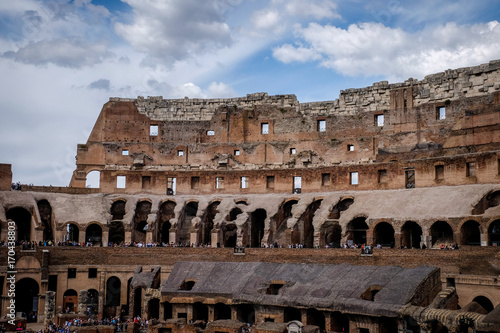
1;59;500;332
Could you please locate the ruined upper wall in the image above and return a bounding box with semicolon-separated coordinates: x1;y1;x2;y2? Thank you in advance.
109;60;500;121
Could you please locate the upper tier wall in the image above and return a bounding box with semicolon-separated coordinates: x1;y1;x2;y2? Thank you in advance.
109;60;500;121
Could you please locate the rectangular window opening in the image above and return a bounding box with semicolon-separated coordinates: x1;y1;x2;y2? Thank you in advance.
167;177;176;195
68;268;76;279
317;119;326;132
435;165;444;180
293;176;302;193
261;123;269;134
378;169;387;184
150;125;159;136
88;268;97;279
466;162;476;177
322;173;330;186
405;169;415;188
234;150;240;156
117;175;126;189
241;176;249;189
177;150;184;157
142;176;151;189
350;172;359;185
375;114;384;127
191;176;200;189
437;106;446;120
290;148;296;155
122;149;129;156
216;177;224;189
347;144;354;151
267;176;275;189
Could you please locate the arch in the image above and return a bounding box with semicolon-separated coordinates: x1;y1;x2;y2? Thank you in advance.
37;199;53;241
330;311;349;332
270;199;298;245
488;219;500;246
214;303;231;320
320;221;342;248
110;199;126;220
284;307;302;322
177;201;198;245
472;296;494;313
237;304;255;324
132;200;152;243
460;220;481;246
329;197;354;219
86;170;100;188
346;217;368;245
6;207;32;241
85;223;102;246
109;221;125;245
431;221;454;246
306;308;325;330
292;199;322;247
162;301;173;320
63;289;78;313
228;207;243;221
106;276;121;307
401;221;422;249
249;209;266;247
157;200;176;244
192;302;209;321
65;223;80;243
221;223;237;247
148;299;160;319
17;256;41;269
373;222;395;247
199;201;220;245
87;289;99;315
16;278;39;322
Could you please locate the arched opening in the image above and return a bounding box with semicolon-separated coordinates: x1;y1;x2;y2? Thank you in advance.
321;221;342;248
86;170;100;188
214;303;231;320
284;307;302;322
270;199;298;244
6;207;32;241
431;221;454;246
16;278;39;321
157;200;176;244
401;221;422;249
110;200;126;220
330;311;349;332
133;287;142;317
132;201;152;244
460;220;481;246
148;299;160;319
66;223;79;243
199;201;220;245
379;317;398;333
295;199;322;248
373;222;395;247
237;304;255;325
472;296;494;313
346;217;368;245
306;308;325;330
162;302;172;320
178;201;198;245
109;221;125;245
329;198;354;219
85;224;102;246
228;208;242;221
221;223;237;247
192;302;209;321
488;220;500;246
37;199;53;241
249;209;266;247
63;289;78;313
106;276;121;307
87;289;99;315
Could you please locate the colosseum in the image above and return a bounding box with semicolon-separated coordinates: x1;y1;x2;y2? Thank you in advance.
1;59;500;333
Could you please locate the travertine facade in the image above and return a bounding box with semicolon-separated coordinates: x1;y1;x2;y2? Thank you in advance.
1;60;500;332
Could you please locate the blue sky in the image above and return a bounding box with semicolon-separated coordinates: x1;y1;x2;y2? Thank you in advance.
1;0;500;186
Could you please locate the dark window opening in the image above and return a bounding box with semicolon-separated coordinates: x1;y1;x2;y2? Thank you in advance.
322;173;330;186
68;268;76;279
435;165;444;180
142;176;151;189
191;177;200;190
179;280;195;291
267;176;275;189
466;162;476;177
88;268;97;279
378;169;387;184
266;283;284;295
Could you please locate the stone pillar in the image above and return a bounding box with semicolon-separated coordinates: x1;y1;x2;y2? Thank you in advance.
208;305;214;322
44;291;56;326
169;230;177;245
231;306;238;320
324;312;331;332
394;232;402;248
211;229;220;248
78;290;88;315
102;230;109;247
480;232;488;246
99;271;106;317
190;231;198;246
146;231;153;244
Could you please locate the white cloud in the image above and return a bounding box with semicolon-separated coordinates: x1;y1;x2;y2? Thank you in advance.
285;0;340;20
115;0;233;67
251;9;282;32
272;20;500;80
207;81;238;97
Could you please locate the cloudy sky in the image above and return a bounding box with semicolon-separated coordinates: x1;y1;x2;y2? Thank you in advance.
1;0;500;186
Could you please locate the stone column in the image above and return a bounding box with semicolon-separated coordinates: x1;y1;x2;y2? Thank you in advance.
78;290;88;315
480;232;488;246
44;291;56;326
211;229;220;248
102;230;109;247
99;271;106;317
